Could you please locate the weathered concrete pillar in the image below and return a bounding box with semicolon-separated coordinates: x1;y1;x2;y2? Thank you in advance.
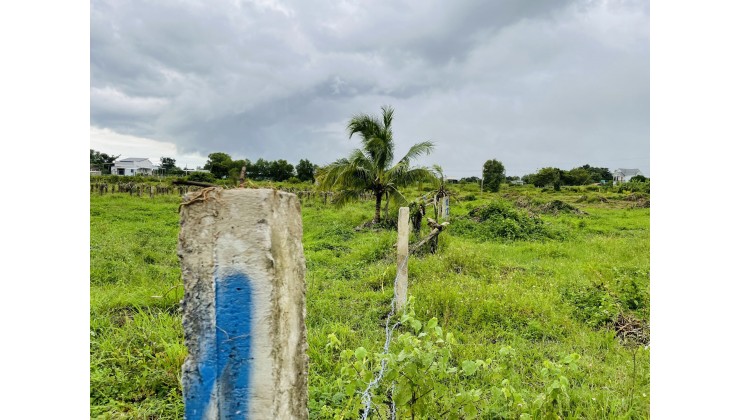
178;188;308;419
396;207;409;309
441;194;450;220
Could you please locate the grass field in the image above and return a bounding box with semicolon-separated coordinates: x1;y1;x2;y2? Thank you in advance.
90;182;649;418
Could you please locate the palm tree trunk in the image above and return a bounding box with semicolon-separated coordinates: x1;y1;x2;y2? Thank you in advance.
384;191;389;220
374;192;383;223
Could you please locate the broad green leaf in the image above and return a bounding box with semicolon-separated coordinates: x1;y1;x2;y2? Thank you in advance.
411;319;423;332
426;317;438;330
395;386;412;406
462;360;478;375
354;347;367;360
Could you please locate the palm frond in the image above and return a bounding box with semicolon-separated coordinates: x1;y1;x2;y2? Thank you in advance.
431;164;444;179
347;114;382;142
381;105;394;131
315;150;374;192
397;141;435;166
431;164;444;188
390;166;437;187
386;184;408;206
364;135;394;170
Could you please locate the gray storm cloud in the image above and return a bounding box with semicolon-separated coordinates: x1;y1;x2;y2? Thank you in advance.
91;0;649;177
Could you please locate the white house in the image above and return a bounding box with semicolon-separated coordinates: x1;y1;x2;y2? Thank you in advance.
612;168;643;184
111;158;155;176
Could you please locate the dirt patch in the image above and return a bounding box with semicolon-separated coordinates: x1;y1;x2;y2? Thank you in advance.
621;193;650;208
612;313;650;345
499;265;526;277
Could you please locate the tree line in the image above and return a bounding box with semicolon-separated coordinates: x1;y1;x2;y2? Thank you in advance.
93;104;645;225
521;165;614;190
472;163;646;192
93;146;640;194
90;149;318;183
202;153;318;183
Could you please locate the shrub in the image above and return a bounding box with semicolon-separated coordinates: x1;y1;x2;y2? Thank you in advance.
451;200;563;241
561;283;620;328
186;172;216;183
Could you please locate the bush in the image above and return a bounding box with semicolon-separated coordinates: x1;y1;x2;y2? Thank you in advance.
561;283;620;328
450;200;564;241
186;172;216;183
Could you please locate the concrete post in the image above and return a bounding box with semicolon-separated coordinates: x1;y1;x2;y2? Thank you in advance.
396;207;409;309
441;194;450;220
178;188;308;419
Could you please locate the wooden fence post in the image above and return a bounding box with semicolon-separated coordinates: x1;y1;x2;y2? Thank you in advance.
396;207;410;309
179;188;308;419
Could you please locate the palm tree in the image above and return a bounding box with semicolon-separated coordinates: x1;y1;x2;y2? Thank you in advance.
316;106;436;224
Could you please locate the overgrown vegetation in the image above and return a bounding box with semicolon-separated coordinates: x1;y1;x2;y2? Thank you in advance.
90;182;649;418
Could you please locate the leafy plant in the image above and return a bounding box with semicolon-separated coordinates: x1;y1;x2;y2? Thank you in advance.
531;354;581;419
334;300;490;419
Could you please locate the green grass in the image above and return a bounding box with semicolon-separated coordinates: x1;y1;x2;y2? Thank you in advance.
90;183;649;418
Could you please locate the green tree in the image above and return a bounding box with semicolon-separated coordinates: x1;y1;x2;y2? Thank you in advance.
158;157;184;175
204;152;233;179
296;159;317;182
187;171;216;183
90;149;119;174
268;159;295;182
227;159;252;183
563;167;592;185
530;167;564;189
482;159;506;192
250;158;270;180
576;164;612;183
316;105;436;224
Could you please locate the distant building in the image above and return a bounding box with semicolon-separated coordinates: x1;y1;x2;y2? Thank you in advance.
111;158;155;176
612;168;643;184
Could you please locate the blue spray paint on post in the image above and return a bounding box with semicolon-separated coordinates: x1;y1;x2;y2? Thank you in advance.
184;273;254;418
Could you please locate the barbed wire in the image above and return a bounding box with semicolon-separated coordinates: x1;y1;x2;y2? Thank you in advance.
360;253;410;420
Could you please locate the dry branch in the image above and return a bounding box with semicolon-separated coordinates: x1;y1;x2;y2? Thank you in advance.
410;218;450;254
172;179;218;187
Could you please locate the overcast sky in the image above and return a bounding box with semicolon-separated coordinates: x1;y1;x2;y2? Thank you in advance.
90;0;649;177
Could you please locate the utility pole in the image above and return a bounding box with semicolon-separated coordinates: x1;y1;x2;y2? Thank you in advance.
481;163;484;194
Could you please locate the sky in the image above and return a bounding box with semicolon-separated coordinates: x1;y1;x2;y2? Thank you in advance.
90;0;649;177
